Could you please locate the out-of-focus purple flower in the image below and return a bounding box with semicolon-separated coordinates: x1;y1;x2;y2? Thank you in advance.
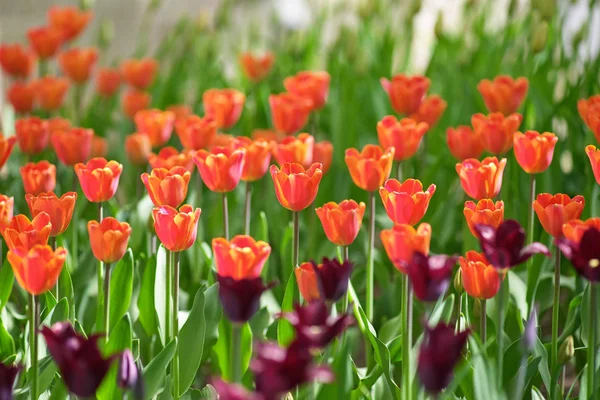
475;220;550;270
212;378;263;400
40;322;116;397
406;252;458;302
418;323;470;394
311;257;353;303
0;362;21;400
217;275;276;323
117;349;143;399
557;227;600;282
522;306;538;353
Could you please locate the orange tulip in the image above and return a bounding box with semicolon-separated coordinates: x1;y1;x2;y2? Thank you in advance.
120;58;158;89
409;95;447;127
27;26;64;59
471;112;522;155
175;114;217;150
252;129;283;143
477;75;529;115
48;5;92;41
563;218;600;244
134;109;175;148
91;136;108;158
235;137;272;182
125;133;152;166
284;71;331;110
33;76;69;111
0;195;14;225
95;67;121;97
586;144;600;185
51;127;93;166
273;133;314;167
463;199;504;237
202;88;245;129
74;158;123;202
446;126;484;161
380;74;430;115
381;223;431;273
152;204;201;252
213;235;271;279
456;157;507;200
141;166;191;207
239;52;274;82
122;89;151;119
87;218;132;263
270;162;323;211
25;192;77;237
313;140;333;174
1;213;52;252
58;47;98;83
7;245;67;295
149;147;194;171
295;262;321;302
513;131;558;174
269;92;313;135
48;117;71;134
377;116;428;161
579;95;600;143
15;117;49;155
0;43;36;78
167;104;192;121
533;193;585;238
193;146;246;192
379;179;436;225
0;134;16;169
459;251;502;299
210;133;235;149
20;161;56;195
345;144;394;192
7;81;35;114
315;200;366;246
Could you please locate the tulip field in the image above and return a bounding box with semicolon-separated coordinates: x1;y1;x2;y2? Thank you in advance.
0;0;599;399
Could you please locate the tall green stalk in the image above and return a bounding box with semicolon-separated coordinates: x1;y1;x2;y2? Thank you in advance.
292;211;299;269
222;193;229;240
97;202;105;335
103;263;111;340
481;299;487;344
29;294;39;400
402;274;413;400
165;250;172;347
551;247;561;371
244;181;252;235
497;279;505;388
50;237;58;300
172;252;180;398
588;283;596;400
231;324;242;383
526;174;536;311
366;191;376;366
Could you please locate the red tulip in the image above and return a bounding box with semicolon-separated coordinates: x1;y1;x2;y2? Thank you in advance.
74;158;123;202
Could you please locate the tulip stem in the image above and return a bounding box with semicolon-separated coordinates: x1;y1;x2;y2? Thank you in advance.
552;247;561;371
497;279;505;388
71;172;79;265
395;161;402;181
104;263;111;340
165;250;172;347
222;193;229;240
342;246;349;312
587;282;596;400
172;252;180;398
526;174;536;311
244;182;252;235
292;211;299;269
455;293;462;333
97;202;105;334
402;274;413;400
50;237;58;300
231;323;242;383
481;299;487;344
29;294;39;400
366;191;375;366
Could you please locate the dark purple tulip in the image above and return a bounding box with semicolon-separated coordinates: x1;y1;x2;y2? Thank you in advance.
217;275;276;323
406;252;458;302
212;378;262;400
311;257;353;303
40;322;116;397
0;363;21;400
557;227;600;282
475;220;550;270
117;349;143;399
418;323;470;394
283;301;353;349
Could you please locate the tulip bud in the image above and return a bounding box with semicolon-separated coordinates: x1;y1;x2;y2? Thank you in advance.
522;306;537;353
454;269;463;294
558;336;575;365
531;21;548;54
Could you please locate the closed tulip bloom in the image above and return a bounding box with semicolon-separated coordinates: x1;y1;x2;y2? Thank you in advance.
149;146;194;171
273;133;314;167
0;43;36;78
1;212;52;252
316;200;366;246
284;71;331;110
20;161;56;195
409;95;447;127
562;218;600;244
345;144;394;192
175;114;217;150
58;47;98;83
7;245;67;295
0;363;21;400
34;76;69;111
456;157;507;200
459;251;502;299
122;89;151;119
513;131;558;174
0;195;14;225
377;116;428;161
311;257;353;303
407;252;458;302
27;26;64;59
269;92;313;135
477;75;528;115
213;235;271;279
95;67;121;97
471;112;522;155
134;109;175;148
585;145;600;185
379;179;436;225
15;117;49;155
51;127;93;166
48;6;92;41
239;51;274;82
557;228;600;282
446;126;484;161
167;104;192;121
152;204;201;252
26;192;77;237
87;218;131;263
381;223;432;273
125;133;151;166
120;58;158;89
236;137;272;182
7;81;35;114
533;193;585;238
464;199;504;237
202;88;245;129
141;166;191;207
91;136;107;158
117;349;139;391
217;275;274;324
295;262;321;302
312;140;333;174
380;74;430;115
270;162;323;211
193;146;246;192
579;96;600;142
75;158;123;202
0;134;16;169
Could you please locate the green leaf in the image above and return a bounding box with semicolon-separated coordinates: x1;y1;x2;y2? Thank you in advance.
559;293;582;343
277;271;297;346
37;356;57;395
58;264;74;319
97;314;133;400
241;323;253;378
186;385;217;399
154;245;168;345
109;248;134;331
317;339;356;399
41;298;69;326
138;254;158;336
201;284;222;364
428;294;455;326
143;338;177;399
533;337;551;393
0;318;15;360
178;289;206;396
0;263;14;311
